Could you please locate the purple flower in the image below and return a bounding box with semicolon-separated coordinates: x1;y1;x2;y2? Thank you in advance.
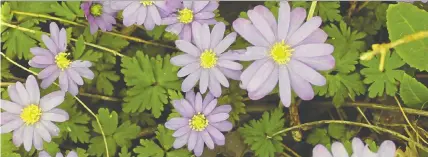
232;2;335;107
39;151;77;157
81;1;116;34
0;75;68;152
162;1;219;41
165;91;233;156
312;138;396;157
29;22;95;96
170;22;241;97
110;0;178;30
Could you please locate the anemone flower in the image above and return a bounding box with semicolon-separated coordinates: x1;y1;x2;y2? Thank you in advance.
232;2;335;107
81;1;116;34
29;22;94;96
312;137;396;157
165;91;233;156
39;151;77;157
170;22;241;97
162;1;219;41
0;75;68;151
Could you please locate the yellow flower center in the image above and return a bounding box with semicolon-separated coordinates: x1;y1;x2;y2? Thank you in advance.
55;52;71;70
270;40;293;65
20;104;42;125
189;113;209;131
177;8;194;24
140;1;154;6
90;3;103;17
200;49;217;69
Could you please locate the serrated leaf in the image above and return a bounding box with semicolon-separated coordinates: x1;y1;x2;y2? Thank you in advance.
166;149;192;157
1;3;12;25
239;109;285;157
113;121;140;147
361;52;405;98
399;74;428;109
134;140;164;157
72;36;102;62
119;147;132;157
1;133;20;157
98;34;130;51
58;105;91;143
93;108;118;135
88;136;116;157
2;20;41;60
76;148;89;157
387;3;428;71
327;124;346;140
50;2;83;21
121;51;181;117
43;142;60;156
292;1;342;22
218;81;246;123
156;125;175;150
306;128;331;146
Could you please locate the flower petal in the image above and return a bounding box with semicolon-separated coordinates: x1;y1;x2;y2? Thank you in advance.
211;121;232;132
40;120;60;136
206;125;224;141
199;69;209;94
288;67;314;100
210;105;232;115
378;140;396;157
42;35;59;55
247;61;275;92
202;99;217;115
214;32;236;54
248;10;275;44
218;67;241;80
1;112;18;125
286;8;306;39
207;113;229;123
210;22;225;48
35;123;51;142
195;92;203;113
176;40;201;57
288;16;322;47
331;142;349;157
32;56;54;65
295;55;335;71
173;131;190;149
33;131;43;150
240;59;268;89
194;133;205;156
59;72;69;92
40;70;60;89
40;91;65;112
39;65;59;79
277;2;291;40
208;72;222;97
41;108;69;122
58;28;67;52
166;22;184;35
12;126;24;146
191;21;203;50
202;93;215;108
1;100;23;114
25;75;40;104
181;69;201;92
289;60;326;86
15;82;30;106
1;119;23;133
298;28;328;45
232;18;269;47
293;44;334;57
312;144;333;157
201;130;214;149
73;67;94;80
217;60;242;71
193;1;209;13
254;5;277;34
248;67;278;100
352;137;364;157
149;5;161;25
200;24;211;50
187;131;198;151
66;69;84;85
279;67;292;107
178;62;200;77
171;54;198;66
123;2;140;18
165;117;190;130
180;24;192;42
211;67;229;87
173;125;191;137
8;84;23;105
185;91;196;106
30;47;52;57
23;126;34;151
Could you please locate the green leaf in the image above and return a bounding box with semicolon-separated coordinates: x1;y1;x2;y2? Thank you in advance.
292;1;342;22
349;2;388;35
113;121;140;147
134;140;164;157
399;74;428;109
239;109;285;157
121;51;181;118
218;81;246;123
93;108;118;135
94;64;120;95
119;147;132;157
2;20;41;60
58;105;91;143
327;124;346;140
156;125;175;150
361;52;405;98
306;128;331;146
387;3;428;71
166;149;192;157
1;3;12;24
50;2;83;21
1;133;20;157
88;136;116;157
76;148;89;157
98;33;130;51
72;36;102;62
1;58;13;79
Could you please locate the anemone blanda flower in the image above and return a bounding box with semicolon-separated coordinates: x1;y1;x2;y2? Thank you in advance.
170;22;241;97
313;137;396;157
232;2;335;107
111;0;181;30
81;1;116;34
0;75;68;151
39;151;77;157
29;22;95;96
165;91;233;156
162;1;219;41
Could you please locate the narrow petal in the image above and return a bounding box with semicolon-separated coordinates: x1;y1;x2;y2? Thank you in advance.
25;75;40;104
0;119;23;133
38;65;59;79
67;77;78;96
58;28;67;52
59;72;69;92
40;120;60;136
185;91;196;107
8;84;23;105
210;105;232;115
194;12;215;20
162;16;178;25
30;47;52;57
248;67;278;100
312;144;333;157
123;2;140;17
211;121;232;132
39;151;51;157
137;7;148;26
33;132;43;150
218;67;241;80
176;40;201;57
247;61;275;92
194;92;203;113
240;59;268;89
201;130;214;149
29;60;49;69
207;113;229;123
166;23;184;35
32;56;54;65
214;32;236;54
171;54;198;66
352;137;364;157
199;69;209;94
210;22;225;48
199;2;218;12
292;44;334;57
70;60;92;68
123;11;138;26
200;24;211;50
15;82;30;106
165;117;190;130
144;11;155;30
298;28;328;45
202;93;215;108
288;67;314;100
286;8;306;39
35;123;51;142
39;91;65;111
217;60;242;71
149;5;161;25
181;69;201;92
248;10;275;44
12;126;24;146
42;109;69;122
202;99;217;115
181;99;196;117
193;1;209;13
40;70;60;89
206;125;225;141
331;142;349;157
73;67;94;79
288;17;322;47
42;35;59;55
180;24;192;42
173;132;190;149
208;72;222;97
187;131;198;151
378;140;396;157
66;151;78;157
279;67;292;107
254;5;277;34
66;69;84;85
1;100;23;114
277;2;291;40
191;21;203;50
211;67;229;87
23;126;34;151
232;18;269;47
295;55;335;71
288;60;326;86
177;62;200;77
194;133;205;156
173;125;191;137
363;145;378;157
1;112;18;125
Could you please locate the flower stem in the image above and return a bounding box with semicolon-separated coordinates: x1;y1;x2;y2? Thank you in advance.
0;52;110;157
11;10;178;51
79;92;121;102
269;120;428;153
307;1;318;20
394;96;428;145
282;144;301;157
2;22;124;57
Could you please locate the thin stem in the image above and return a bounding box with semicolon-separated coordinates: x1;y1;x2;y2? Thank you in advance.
1;22;124;57
0;82;15;87
289;99;302;141
356;1;370;12
281;152;292;157
394;96;428;145
79;92;121;102
269;120;428;153
282;144;301;157
307;1;318;20
1;52;110;157
12;10;178;51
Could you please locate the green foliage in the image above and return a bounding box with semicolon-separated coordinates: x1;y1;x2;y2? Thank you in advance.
218;81;246;123
387;3;428;71
134;125;191;157
361;52;405;98
349;2;388;35
121;51;181;118
239;109;285;157
58;104;91;143
50;2;84;21
306;128;331;147
327;124;346;140
88;108;140;157
1;133;20;157
306;124;356;154
292;1;342;22
1;20;42;60
400;74;428;109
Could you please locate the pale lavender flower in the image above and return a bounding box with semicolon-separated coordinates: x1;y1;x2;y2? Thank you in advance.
29;22;94;96
165;91;233;156
162;1;219;41
39;151;78;157
0;75;68;152
232;2;335;107
170;22;241;97
110;0;179;30
81;1;116;34
312;138;396;157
